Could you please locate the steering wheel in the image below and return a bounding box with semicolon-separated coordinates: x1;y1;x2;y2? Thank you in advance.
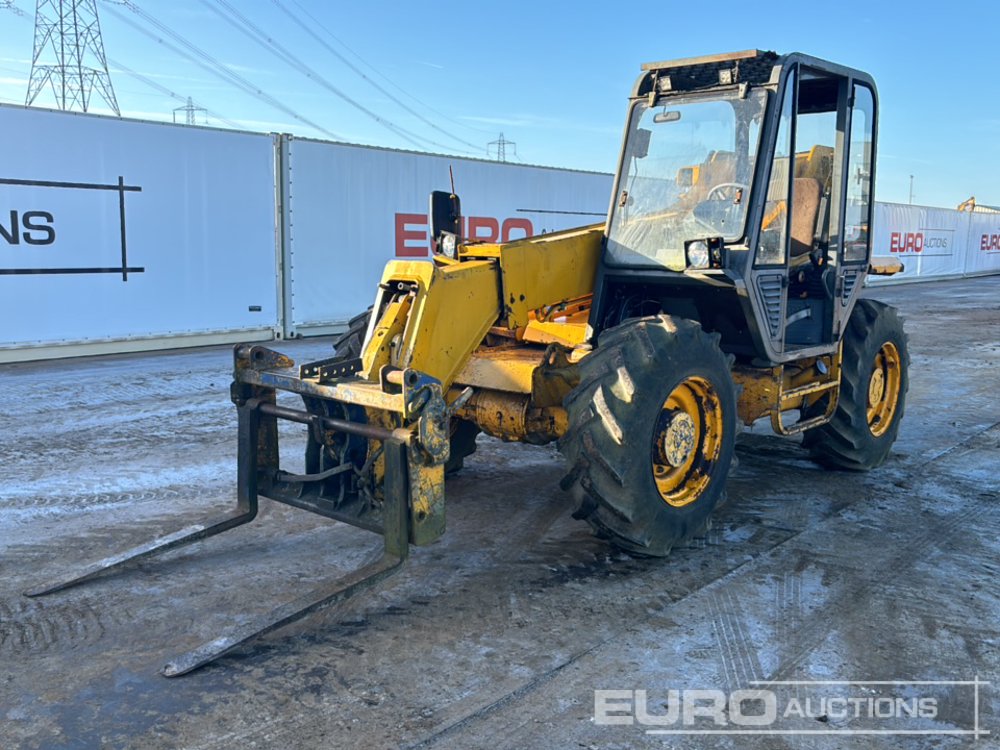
706;182;748;202
821;266;836;299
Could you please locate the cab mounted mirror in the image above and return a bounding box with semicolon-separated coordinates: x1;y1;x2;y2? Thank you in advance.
429;190;461;258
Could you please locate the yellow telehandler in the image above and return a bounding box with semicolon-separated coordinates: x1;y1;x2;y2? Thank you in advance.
30;50;908;675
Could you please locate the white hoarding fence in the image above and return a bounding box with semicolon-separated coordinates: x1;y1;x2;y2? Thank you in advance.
868;202;1000;284
870;203;966;281
0;105;279;361
280;137;613;335
966;212;1000;276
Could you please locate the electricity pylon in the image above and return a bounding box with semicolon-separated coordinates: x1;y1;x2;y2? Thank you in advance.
26;0;120;115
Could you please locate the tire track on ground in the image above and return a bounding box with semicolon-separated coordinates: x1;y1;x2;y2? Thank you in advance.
709;586;765;691
764;497;985;684
400;438;997;748
0;595;120;655
0;486;192;512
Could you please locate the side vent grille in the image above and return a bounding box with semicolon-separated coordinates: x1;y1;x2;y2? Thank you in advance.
756;274;783;338
842;269;860;305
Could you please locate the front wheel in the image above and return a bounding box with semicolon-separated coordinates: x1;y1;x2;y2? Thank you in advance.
559;315;737;557
331;308;372;358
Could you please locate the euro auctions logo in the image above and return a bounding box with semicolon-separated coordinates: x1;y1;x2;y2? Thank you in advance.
981;233;1000;252
890;232;924;253
593;679;990;739
889;229;952;255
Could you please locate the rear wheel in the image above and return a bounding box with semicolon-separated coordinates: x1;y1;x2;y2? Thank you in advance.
804;299;909;470
559;315;737;557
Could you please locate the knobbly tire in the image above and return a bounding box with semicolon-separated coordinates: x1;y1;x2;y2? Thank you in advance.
330;307;480;474
803;299;909;470
331;308;372;358
559;315;737;557
445;419;480;475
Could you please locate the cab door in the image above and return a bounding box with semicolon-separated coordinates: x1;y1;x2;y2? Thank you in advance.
783;70;845;349
751;65;873;354
839;83;877;323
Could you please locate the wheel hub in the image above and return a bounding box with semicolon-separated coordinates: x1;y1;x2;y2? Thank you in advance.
867;341;902;437
650;375;723;508
868;367;885;406
662;411;696;467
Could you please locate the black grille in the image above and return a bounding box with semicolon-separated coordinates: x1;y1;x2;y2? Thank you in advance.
842;268;860;305
756;274;783;337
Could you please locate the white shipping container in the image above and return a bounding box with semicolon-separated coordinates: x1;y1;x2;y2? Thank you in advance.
280;138;614;335
0;105;279;361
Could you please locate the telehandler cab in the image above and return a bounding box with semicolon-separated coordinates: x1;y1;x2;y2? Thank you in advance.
30;50;908;675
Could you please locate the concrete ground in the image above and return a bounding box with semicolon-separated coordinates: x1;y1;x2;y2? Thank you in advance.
1;276;998;749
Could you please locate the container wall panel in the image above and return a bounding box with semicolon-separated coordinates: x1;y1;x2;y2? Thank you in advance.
0;105;279;354
282;139;613;333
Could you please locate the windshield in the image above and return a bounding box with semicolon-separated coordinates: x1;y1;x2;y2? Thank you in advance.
606;90;768;269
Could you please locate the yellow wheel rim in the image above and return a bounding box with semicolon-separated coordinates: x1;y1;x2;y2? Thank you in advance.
651;376;724;508
867;341;901;437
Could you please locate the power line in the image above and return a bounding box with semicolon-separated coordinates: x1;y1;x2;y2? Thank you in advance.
204;0;475;154
0;1;28;17
269;0;486;151
101;0;341;139
282;0;493;138
5;0;494;153
203;0;420;148
4;0;249;129
26;0;120;115
106;56;244;129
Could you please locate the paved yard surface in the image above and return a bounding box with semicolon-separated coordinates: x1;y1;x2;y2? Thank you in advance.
1;276;998;749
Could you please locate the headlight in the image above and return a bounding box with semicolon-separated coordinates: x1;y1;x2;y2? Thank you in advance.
440;233;458;259
685;240;710;269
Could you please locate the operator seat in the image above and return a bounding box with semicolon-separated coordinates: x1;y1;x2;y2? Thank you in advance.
785;176;825;340
789;177;821;268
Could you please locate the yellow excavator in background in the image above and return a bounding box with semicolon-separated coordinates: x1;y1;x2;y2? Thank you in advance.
30;50;909;676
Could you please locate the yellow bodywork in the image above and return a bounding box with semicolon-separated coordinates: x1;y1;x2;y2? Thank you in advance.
731;347;842;435
355;224;602;447
367;226;600;389
461;224;603;329
522;296;592;347
357;213;848;450
363;259;501;388
454;345;542;394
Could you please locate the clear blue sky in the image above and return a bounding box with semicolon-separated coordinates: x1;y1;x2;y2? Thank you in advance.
0;0;997;208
